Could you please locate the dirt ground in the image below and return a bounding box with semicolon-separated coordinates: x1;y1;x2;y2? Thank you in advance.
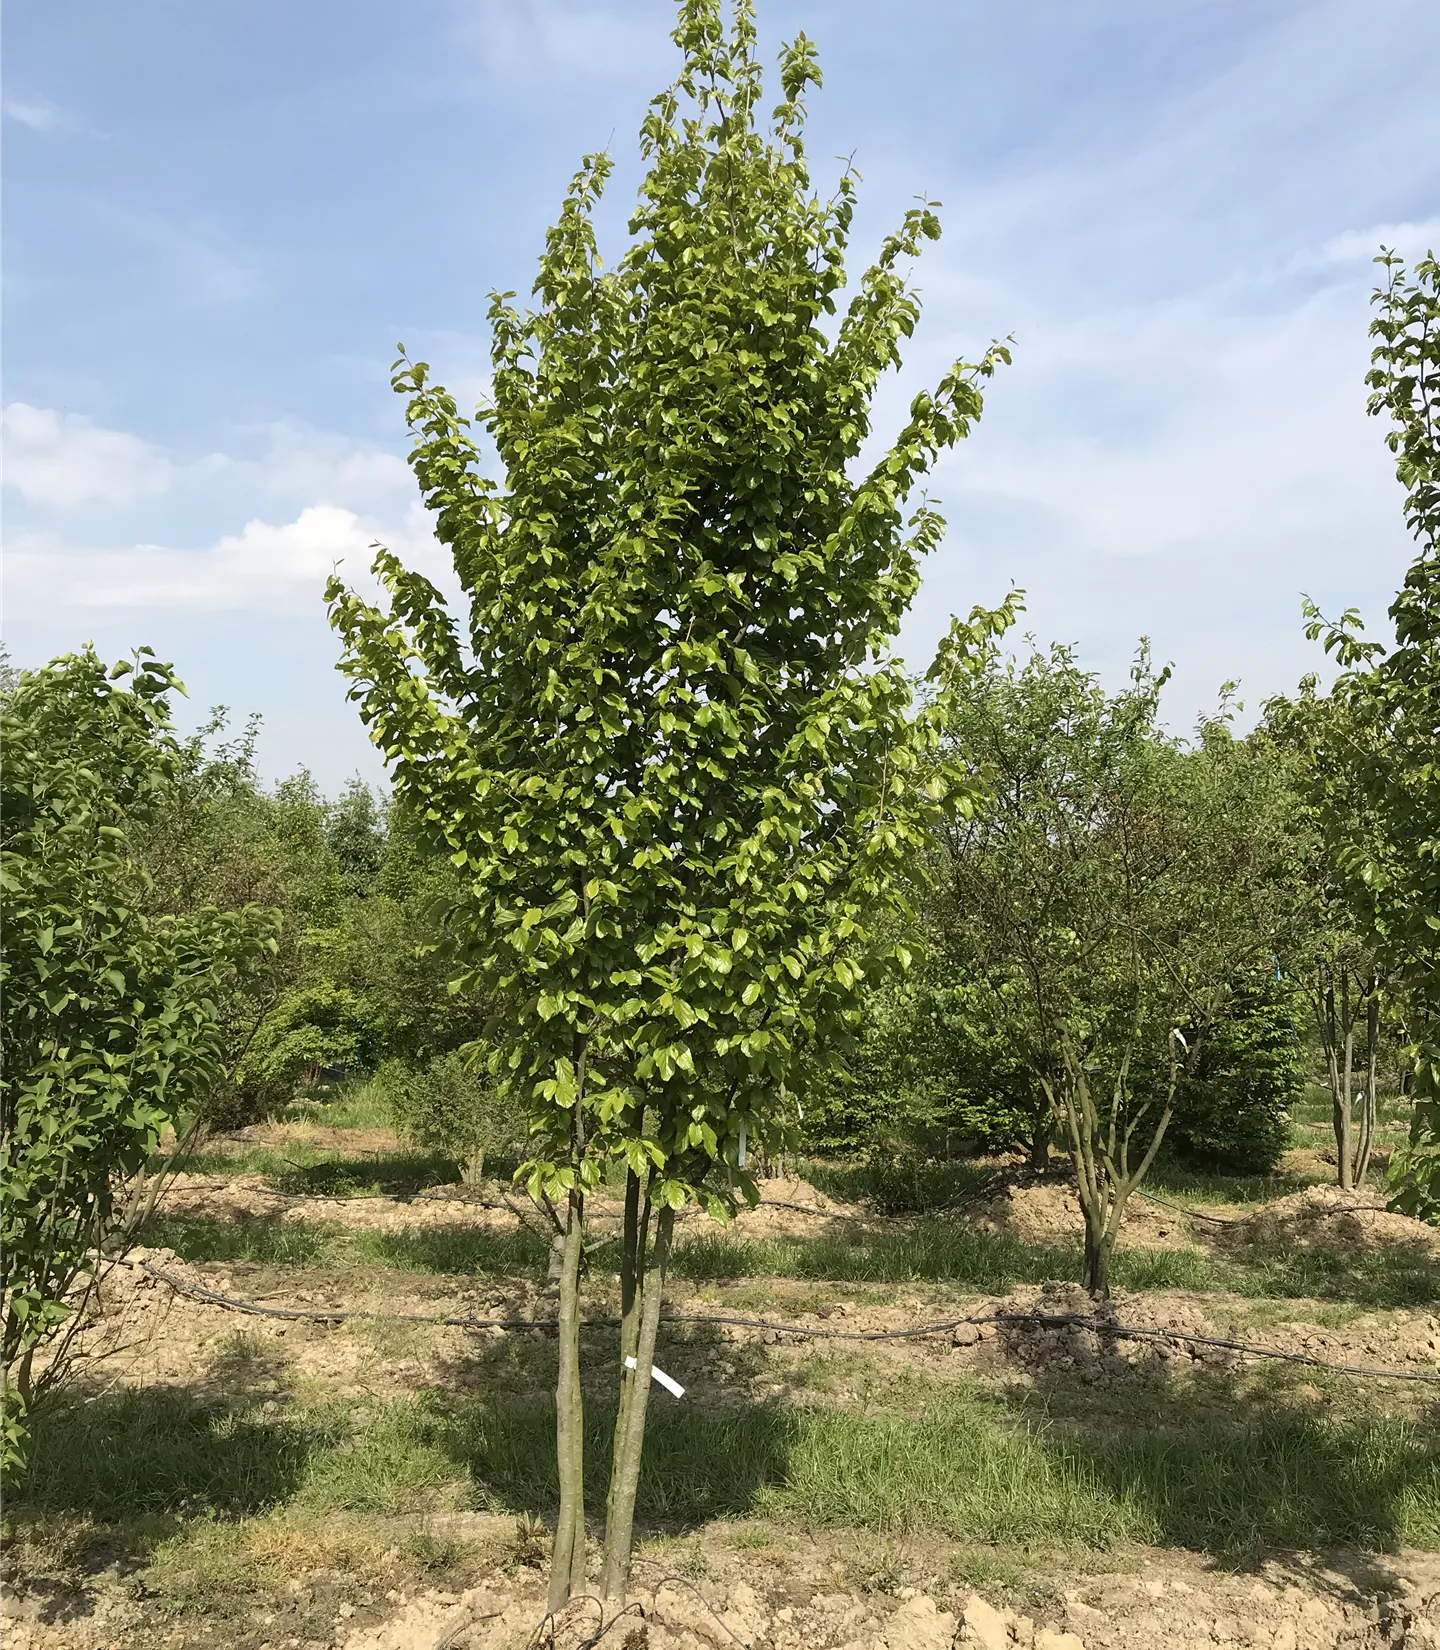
6;1123;1440;1650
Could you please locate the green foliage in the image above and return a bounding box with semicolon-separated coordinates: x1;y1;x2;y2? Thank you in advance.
0;649;279;1468
1165;968;1301;1174
239;980;369;1092
374;1050;527;1177
931;643;1294;1290
1279;251;1440;1217
327;0;1016;1212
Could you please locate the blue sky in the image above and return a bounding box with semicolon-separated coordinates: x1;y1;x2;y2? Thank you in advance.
4;0;1437;791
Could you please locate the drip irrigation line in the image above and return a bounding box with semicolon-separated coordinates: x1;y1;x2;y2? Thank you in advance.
110;1256;1440;1384
1136;1190;1394;1227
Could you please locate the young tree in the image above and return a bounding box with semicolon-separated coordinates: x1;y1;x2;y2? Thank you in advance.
328;0;1012;1605
1280;251;1440;1217
0;650;278;1471
934;646;1291;1295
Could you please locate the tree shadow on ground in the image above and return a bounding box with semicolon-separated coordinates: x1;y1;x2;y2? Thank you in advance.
996;1317;1440;1561
13;1386;327;1522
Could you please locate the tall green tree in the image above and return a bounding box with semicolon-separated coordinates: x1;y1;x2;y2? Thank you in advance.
1285;251;1440;1217
0;650;278;1471
934;645;1292;1294
328;0;1012;1606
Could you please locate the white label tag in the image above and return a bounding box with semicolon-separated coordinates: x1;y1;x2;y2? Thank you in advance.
624;1354;685;1398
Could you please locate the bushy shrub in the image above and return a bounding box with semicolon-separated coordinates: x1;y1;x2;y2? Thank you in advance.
374;1050;527;1182
1167;970;1301;1173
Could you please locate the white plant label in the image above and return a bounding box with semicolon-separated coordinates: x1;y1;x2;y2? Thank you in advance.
625;1355;685;1398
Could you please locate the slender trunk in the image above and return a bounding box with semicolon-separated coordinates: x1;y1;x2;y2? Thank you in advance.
1321;968;1346;1189
600;1203;675;1605
547;1058;589;1614
1027;1115;1050;1174
603;1169;648;1552
1338;973;1355;1191
547;1180;587;1610
1082;1215;1112;1298
1355;986;1380;1187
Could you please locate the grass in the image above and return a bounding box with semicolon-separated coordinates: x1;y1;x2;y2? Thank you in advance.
15;1381;1440;1564
662;1225;1217;1294
802;1155;998;1215
140;1204;1440;1308
142;1211;340;1267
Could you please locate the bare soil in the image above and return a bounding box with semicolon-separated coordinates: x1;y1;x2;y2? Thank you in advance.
6;1137;1440;1650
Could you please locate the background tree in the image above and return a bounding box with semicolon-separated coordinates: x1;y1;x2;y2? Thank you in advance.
934;644;1292;1294
1277;251;1439;1217
328;0;1013;1607
0;650;278;1471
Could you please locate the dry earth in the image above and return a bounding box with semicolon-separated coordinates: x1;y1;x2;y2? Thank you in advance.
6;1127;1440;1650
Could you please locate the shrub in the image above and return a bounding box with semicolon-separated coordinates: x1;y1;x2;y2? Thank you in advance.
374;1051;526;1183
1167;969;1301;1173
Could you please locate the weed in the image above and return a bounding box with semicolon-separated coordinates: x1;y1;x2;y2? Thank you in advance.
405;1525;471;1573
511;1511;549;1568
354;1225;549;1277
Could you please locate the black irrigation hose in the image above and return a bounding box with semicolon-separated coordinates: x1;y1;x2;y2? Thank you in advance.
113;1256;1440;1384
1136;1189;1394;1227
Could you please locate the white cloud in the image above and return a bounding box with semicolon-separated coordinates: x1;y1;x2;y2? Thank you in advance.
224;425;414;509
453;0;672;81
3;94;88;135
3;403;417;515
2;403;174;506
1316;219;1440;268
3;503;446;617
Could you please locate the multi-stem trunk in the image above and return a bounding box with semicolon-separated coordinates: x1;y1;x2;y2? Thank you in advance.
1053;1038;1180;1301
600;1202;675;1605
603;1167;650;1555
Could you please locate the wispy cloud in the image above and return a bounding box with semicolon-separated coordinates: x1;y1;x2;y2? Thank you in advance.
3;94;97;137
451;0;673;82
2;405;414;514
2;404;174;507
4;502;443;617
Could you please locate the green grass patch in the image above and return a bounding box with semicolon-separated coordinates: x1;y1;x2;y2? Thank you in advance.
660;1223;1212;1293
353;1225;550;1277
440;1390;1440;1555
1229;1240;1440;1309
16;1381;1440;1562
802;1155;997;1215
142;1212;339;1266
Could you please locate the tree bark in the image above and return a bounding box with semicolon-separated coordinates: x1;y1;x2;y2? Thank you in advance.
603;1168;649;1556
600;1202;675;1605
1027;1115;1051;1174
1355;985;1380;1187
547;1178;587;1610
1082;1216;1112;1298
1337;972;1356;1191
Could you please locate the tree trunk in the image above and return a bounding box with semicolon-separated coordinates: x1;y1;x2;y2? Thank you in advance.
1082;1213;1112;1298
603;1168;648;1555
1355;986;1380;1187
1338;973;1355;1191
600;1203;675;1605
547;1180;587;1611
1027;1115;1050;1174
